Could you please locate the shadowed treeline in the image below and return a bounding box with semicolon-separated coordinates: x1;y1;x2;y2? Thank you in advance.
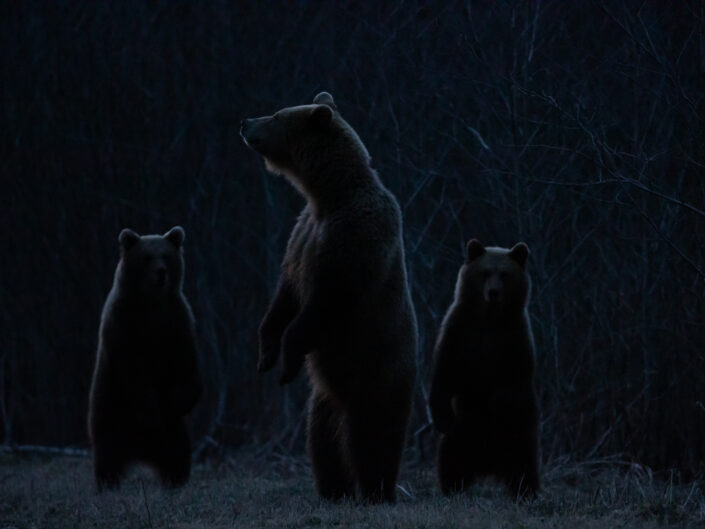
2;1;704;476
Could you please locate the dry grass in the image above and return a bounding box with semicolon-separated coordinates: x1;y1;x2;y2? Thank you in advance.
1;449;703;529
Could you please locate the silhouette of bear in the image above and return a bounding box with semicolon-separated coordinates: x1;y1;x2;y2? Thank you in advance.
429;239;539;499
241;92;417;503
88;226;202;490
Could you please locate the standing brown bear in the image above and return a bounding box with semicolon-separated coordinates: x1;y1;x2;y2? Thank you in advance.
429;239;540;499
88;226;202;490
241;92;417;503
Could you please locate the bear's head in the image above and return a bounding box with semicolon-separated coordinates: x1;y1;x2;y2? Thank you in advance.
457;239;531;314
117;226;185;299
240;92;371;197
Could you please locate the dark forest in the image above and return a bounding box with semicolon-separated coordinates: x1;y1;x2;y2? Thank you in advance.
3;0;705;503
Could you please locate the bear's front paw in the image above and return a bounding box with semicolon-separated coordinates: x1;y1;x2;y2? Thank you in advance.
280;325;308;361
278;325;308;384
278;352;304;385
257;340;280;373
431;405;456;434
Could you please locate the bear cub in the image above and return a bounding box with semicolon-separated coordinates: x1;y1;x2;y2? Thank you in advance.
429;239;540;499
241;92;417;503
88;226;202;490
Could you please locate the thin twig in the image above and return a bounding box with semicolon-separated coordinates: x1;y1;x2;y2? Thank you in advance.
0;445;89;457
141;479;154;529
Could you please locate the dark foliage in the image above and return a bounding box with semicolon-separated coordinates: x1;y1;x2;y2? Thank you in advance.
2;1;704;475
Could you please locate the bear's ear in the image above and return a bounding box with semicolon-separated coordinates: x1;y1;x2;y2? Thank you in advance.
509;242;530;267
119;229;140;253
164;226;185;247
313;91;337;110
465;239;485;262
311;104;333;128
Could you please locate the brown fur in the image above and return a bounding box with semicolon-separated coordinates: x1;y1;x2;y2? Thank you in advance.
241;92;417;503
429;239;540;500
88;226;202;491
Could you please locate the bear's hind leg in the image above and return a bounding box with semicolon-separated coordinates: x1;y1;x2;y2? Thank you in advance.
93;443;127;491
307;391;354;500
152;420;191;488
504;448;539;501
437;433;476;495
346;403;409;504
501;426;540;501
497;401;540;501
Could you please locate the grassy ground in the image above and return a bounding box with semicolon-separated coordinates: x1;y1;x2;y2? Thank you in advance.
1;449;703;529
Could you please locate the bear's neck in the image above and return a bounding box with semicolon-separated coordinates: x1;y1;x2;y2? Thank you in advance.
285;128;382;216
457;297;527;321
113;267;181;307
295;158;380;217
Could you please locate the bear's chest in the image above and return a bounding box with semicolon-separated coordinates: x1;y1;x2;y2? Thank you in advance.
284;215;324;295
461;327;515;371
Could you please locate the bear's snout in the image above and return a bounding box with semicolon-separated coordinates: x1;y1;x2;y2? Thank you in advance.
487;287;500;302
484;275;503;304
155;266;168;286
240;118;263;148
239;119;250;139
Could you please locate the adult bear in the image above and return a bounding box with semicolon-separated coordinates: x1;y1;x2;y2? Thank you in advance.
88;226;202;490
241;92;417;504
429;240;540;500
